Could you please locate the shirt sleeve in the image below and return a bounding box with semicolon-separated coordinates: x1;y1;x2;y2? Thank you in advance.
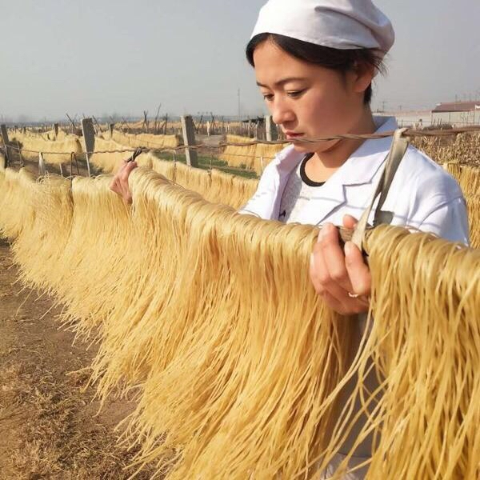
236;162;279;220
418;196;470;246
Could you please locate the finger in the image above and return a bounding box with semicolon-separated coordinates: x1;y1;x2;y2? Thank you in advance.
320;290;348;315
311;250;369;314
121;162;137;183
344;241;372;296
117;161;130;175
321;286;368;315
311;242;352;305
318;223;354;294
121;162;135;176
110;178;122;194
343;214;358;230
309;247;326;295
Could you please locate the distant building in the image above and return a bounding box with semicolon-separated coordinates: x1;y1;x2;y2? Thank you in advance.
376;101;480;128
375;110;432;128
432;101;480;126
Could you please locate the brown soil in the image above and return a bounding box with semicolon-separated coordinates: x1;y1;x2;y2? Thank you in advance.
0;238;155;479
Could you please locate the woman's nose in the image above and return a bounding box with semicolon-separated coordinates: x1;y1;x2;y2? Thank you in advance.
271;98;295;126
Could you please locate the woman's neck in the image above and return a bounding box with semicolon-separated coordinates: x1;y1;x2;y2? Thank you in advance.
306;110;377;183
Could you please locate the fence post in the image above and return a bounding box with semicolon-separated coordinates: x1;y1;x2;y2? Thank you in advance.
53;123;59;140
1;125;11;168
163;114;169;135
109;123;115;139
181;115;198;167
38;152;46;176
265;115;277;142
81;118;95;177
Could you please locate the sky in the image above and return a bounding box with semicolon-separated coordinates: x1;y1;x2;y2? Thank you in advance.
0;0;479;122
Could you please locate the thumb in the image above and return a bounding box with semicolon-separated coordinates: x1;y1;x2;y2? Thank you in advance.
343;214;358;230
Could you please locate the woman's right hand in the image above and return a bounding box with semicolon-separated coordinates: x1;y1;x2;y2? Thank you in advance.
110;160;138;204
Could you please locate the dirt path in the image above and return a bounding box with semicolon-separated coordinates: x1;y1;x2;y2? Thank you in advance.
0;239;154;480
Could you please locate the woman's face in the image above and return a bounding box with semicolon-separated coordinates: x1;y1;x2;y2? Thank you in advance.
253;39;374;154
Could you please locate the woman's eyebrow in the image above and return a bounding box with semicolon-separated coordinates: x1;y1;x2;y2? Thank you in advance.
256;77;308;88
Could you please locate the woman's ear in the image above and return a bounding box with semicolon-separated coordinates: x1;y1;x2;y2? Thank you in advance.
352;61;375;95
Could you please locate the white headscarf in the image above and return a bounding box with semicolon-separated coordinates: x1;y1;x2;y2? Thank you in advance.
251;0;395;57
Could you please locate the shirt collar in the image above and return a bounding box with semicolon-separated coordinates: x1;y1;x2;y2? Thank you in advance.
339;115;399;186
274;115;399;186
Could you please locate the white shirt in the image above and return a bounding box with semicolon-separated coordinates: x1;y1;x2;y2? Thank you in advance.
239;116;469;245
278;153;326;223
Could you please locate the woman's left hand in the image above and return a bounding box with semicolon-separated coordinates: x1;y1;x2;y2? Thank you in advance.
309;215;371;315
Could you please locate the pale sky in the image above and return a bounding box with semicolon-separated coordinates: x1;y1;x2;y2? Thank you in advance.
1;0;479;122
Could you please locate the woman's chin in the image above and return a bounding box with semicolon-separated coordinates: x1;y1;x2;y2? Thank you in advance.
290;142;313;153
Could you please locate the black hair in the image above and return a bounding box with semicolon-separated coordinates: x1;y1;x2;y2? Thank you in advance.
246;33;386;105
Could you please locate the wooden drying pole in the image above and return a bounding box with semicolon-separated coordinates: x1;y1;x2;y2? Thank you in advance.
153;103;162;134
81;118;95;177
181;115;198;167
1;124;11;167
92;116;104;134
143;110;149;133
66;113;77;134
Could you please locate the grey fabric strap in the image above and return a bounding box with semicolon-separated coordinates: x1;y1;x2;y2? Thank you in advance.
352;128;409;251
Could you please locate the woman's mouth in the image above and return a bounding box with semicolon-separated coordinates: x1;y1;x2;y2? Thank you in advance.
285;132;304;139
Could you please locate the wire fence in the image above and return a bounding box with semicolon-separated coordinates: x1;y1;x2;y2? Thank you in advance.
2;125;480;178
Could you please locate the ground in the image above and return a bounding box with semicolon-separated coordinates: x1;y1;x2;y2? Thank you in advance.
0;238;155;480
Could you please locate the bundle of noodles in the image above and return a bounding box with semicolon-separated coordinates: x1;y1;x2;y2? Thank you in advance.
171;161;212;195
254;141;288;173
209;169;258;208
415;133;480;167
0;168;37;239
466;194;480;248
4;170;135;334
459;165;480;196
443;162;479;197
47;176;133;331
90;170;479;479
1;166;478;478
91;148;258;209
38;128;68;141
443;160;462;183
89;136;151;174
10;174;74;295
9;132;82;163
353;226;480;479
144;155;176;181
220;134;287;173
89;169;353;478
220;135;258;171
144;156;259;209
112;131;182;150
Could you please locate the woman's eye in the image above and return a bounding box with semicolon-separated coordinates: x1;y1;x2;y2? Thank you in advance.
287;90;305;98
262;90;305;101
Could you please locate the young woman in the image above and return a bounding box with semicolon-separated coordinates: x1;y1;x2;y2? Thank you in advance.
111;0;469;476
